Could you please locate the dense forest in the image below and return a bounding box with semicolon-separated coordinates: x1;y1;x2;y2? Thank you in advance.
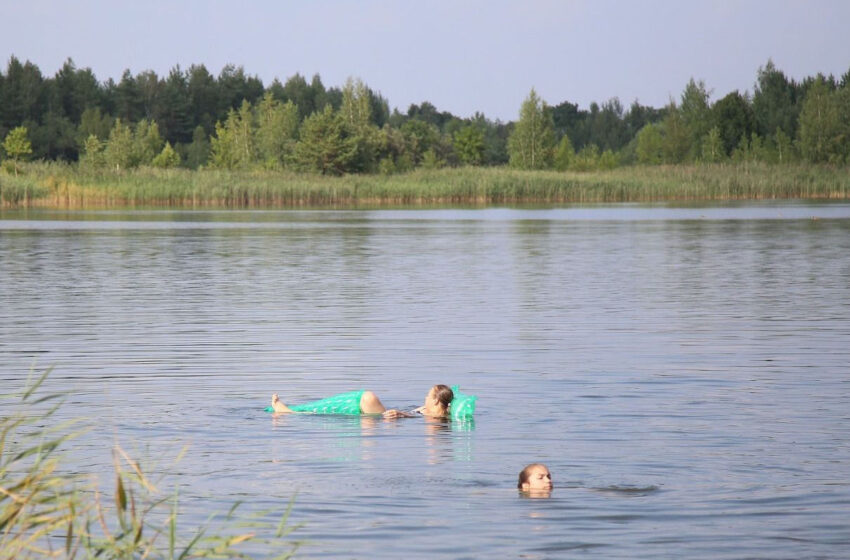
1;56;849;178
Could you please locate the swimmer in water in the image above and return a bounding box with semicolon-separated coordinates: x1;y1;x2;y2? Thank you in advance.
271;384;453;419
518;463;553;494
383;384;453;419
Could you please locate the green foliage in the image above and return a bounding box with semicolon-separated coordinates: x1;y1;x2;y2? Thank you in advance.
80;134;105;169
712;91;756;155
420;148;445;170
160;66;194;144
395;153;414;173
749;133;772;162
4;57;850;179
571;144;600;171
152;142;181;168
635;123;664;164
210;100;256;170
339;78;381;172
774;128;796;163
732;133;755;162
2;126;33;175
254;93;299;170
680;79;711;159
184;125;211;169
589;98;629;152
77;107;114;145
376;125;410;173
340;77;372;130
1;56;46;127
9;159;850;208
210;120;235;169
1;159;17;175
0;367;84;559
753;59;800;140
508;88;555;169
31;111;78;161
0;368;304;559
0;173;48;204
797;77;846;163
701;126;725;163
103;119;134;171
378;157;397;175
661;102;690;163
453;124;485;166
294;104;356;175
281;73;326;120
133;119;164;166
598;149;618;170
553;134;575;170
400;119;442;166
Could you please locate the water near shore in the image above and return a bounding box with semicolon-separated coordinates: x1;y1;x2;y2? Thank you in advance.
2;202;849;558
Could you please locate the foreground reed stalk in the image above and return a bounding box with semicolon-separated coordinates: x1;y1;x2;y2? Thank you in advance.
2;162;848;209
1;367;303;559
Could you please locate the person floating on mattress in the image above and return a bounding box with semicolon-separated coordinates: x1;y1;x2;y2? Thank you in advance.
270;384;458;419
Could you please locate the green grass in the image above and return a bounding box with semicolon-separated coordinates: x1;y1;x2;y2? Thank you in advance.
1;367;304;559
4;161;850;209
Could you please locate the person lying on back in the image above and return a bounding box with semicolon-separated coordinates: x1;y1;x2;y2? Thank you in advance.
270;384;454;419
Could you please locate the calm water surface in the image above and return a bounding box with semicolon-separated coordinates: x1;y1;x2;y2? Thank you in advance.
2;202;849;559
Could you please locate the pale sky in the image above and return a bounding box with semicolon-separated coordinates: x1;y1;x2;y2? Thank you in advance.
2;0;848;122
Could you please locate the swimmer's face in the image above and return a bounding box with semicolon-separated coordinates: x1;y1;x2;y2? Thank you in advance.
522;465;553;491
422;387;439;412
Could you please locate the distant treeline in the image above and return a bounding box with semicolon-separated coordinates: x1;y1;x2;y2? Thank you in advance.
1;56;849;176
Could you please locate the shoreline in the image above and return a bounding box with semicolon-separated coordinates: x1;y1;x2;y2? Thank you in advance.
2;162;849;209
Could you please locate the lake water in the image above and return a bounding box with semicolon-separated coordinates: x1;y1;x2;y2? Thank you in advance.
1;202;849;559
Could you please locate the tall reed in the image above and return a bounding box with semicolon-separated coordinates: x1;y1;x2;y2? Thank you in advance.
6;161;850;209
1;367;304;559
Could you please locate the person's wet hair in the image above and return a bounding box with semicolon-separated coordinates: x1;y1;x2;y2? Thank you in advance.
432;384;453;409
518;463;550;489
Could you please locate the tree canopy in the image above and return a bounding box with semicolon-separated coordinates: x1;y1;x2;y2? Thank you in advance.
2;56;850;174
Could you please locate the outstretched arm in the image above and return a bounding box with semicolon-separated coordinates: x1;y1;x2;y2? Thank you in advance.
382;409;416;419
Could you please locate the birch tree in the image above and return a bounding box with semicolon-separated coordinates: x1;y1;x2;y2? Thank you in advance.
508;89;555;169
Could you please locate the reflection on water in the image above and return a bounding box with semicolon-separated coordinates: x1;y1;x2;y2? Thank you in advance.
2;203;850;559
520;489;553;500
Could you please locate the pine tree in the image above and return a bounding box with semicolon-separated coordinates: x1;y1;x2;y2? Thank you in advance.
294;105;356;175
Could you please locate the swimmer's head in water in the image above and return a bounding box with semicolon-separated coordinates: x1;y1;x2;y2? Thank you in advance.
518;463;552;492
430;384;453;409
422;384;453;416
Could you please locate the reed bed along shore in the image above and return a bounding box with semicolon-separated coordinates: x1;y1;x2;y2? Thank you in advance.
2;162;849;209
1;368;303;559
